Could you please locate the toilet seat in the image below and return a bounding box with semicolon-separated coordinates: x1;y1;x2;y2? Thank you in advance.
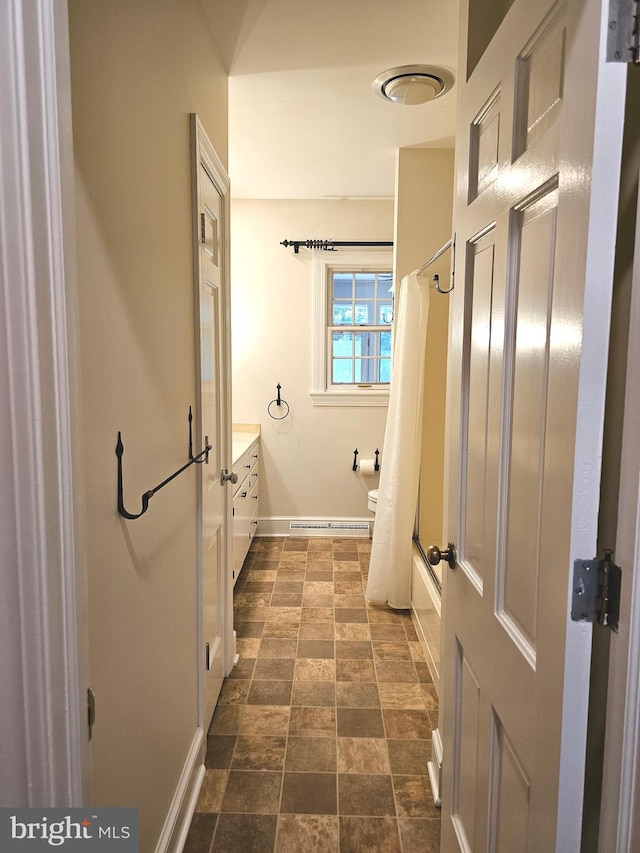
367;489;378;513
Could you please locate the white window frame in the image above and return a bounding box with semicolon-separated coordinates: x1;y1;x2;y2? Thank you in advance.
311;249;393;407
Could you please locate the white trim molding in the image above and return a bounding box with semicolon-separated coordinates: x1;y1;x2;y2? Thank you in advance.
154;730;204;853
0;0;86;806
311;249;392;406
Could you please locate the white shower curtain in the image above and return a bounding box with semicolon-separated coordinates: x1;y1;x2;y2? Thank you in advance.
366;271;430;609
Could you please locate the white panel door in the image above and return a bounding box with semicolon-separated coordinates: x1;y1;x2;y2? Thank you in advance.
438;1;626;850
193;118;233;730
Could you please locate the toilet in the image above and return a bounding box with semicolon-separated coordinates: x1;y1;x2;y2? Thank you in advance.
367;489;378;513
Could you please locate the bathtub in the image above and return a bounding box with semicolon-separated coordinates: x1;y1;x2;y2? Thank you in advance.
411;543;441;692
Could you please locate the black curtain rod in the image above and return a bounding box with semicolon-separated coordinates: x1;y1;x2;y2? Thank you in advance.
280;239;393;254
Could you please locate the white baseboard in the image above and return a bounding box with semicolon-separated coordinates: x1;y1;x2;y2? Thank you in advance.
257;516;374;538
155;728;205;853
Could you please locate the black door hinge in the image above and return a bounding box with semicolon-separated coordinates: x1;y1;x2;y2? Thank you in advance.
572;550;622;632
87;687;96;740
200;213;206;244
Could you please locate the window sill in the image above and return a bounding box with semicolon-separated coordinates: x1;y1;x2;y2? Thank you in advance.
310;390;390;407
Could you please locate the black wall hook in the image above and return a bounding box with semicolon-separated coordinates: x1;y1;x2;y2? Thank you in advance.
352;449;359;471
375;449;380;471
117;407;211;520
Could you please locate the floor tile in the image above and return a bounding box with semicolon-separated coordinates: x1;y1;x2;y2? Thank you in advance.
228;657;256;680
237;638;262;657
205;735;237;769
337;707;385;738
212;814;277;853
304;581;335;595
271;593;304;607
291;681;336;707
294;659;336;681
274;581;304;594
382;709;431;740
387;739;431;776
301;607;334;622
231;736;287;771
192;537;440;849
337;737;390;774
334;623;370;640
414;662;434;683
209;705;243;735
221;770;282;814
195;769;228;813
247;680;293;706
218;680;250;705
335;640;373;659
372;642;413;661
297;639;335;659
377;683;426;710
266;607;302;623
353;817;410;853
375;660;418;683
302;593;335;608
183;813;217;853
392;775;439;818
338;774;396;816
236;621;265;638
275;815;339;852
258;639;298;659
253;658;296;681
335;608;368;623
336;659;376;682
244;581;275;594
397;817;441;852
336;682;380;709
285;737;337;772
299;622;334;640
305;571;335;582
240;705;290;737
369;624;407;641
280;772;337;815
262;622;300;639
289;706;336;737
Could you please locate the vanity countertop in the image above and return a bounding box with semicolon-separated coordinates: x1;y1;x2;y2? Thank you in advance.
232;424;260;465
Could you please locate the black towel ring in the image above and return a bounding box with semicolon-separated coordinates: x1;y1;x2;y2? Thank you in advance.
268;383;290;420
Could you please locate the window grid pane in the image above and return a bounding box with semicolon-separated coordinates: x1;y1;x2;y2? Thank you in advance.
327;269;393;387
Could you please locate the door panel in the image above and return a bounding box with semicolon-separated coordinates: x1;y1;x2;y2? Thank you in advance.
440;0;626;850
200;164;225;728
502;190;558;655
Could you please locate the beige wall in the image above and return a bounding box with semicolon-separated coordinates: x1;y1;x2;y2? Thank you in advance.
68;1;227;849
231;199;393;524
395;148;455;551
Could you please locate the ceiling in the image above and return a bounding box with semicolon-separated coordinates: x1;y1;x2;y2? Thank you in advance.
202;0;460;199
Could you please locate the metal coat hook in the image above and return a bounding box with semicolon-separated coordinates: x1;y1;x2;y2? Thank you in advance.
268;383;290;420
352;449;359;471
116;407;211;520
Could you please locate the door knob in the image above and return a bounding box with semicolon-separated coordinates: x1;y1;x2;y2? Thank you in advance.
221;469;238;484
427;542;457;570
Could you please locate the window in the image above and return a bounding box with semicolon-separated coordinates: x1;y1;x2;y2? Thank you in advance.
311;250;393;406
330;270;393;384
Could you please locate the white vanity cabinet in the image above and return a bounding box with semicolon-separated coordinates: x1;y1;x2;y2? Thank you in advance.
231;429;259;585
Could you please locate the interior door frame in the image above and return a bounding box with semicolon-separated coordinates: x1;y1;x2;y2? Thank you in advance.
598;151;640;852
190;114;234;737
0;0;87;805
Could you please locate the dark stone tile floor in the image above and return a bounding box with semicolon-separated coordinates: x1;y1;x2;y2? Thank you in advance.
184;537;441;852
